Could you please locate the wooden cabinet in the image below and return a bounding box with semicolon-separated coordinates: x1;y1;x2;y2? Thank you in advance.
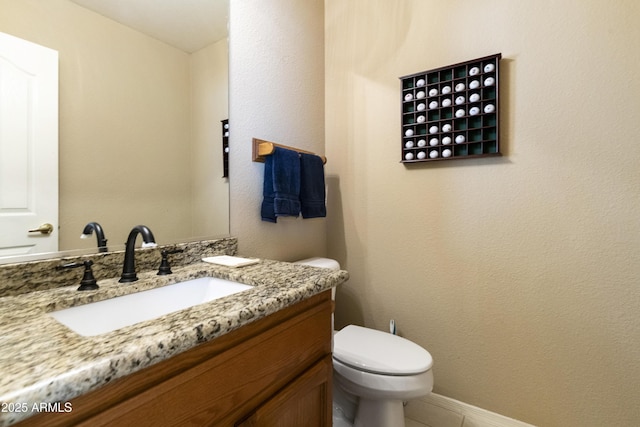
19;291;332;427
237;355;332;427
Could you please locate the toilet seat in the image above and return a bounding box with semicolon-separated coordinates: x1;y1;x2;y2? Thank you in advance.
334;325;433;375
333;357;434;401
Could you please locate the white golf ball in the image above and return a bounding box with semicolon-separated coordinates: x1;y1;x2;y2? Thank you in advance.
429;126;439;134
442;149;452;158
405;140;414;149
469;67;480;76
442;98;452;107
416;78;426;87
417;115;425;123
484;63;495;73
441;86;452;94
417;151;427;160
429;88;438;96
405;129;414;137
416;90;426;99
469;107;480;116
484;104;495;113
429;150;439;159
455;83;465;92
429;138;439;146
455;109;466;118
455;135;466;144
417;103;426;111
469;80;480;89
442;124;452;132
484;77;495;86
405;152;414;160
404;93;413;101
417;139;427;147
455;96;465;105
469;93;480;102
442;136;452;145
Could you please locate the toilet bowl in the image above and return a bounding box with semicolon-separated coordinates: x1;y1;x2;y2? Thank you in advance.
295;258;434;427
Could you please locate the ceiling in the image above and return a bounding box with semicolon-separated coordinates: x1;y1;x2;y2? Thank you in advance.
70;0;228;53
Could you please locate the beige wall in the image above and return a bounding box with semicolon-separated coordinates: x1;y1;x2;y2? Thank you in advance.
0;0;229;251
326;1;640;426
228;0;326;259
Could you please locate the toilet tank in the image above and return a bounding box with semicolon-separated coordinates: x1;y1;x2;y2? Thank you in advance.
295;257;341;339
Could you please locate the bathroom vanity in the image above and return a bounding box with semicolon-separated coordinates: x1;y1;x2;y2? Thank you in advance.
20;292;332;426
0;238;348;426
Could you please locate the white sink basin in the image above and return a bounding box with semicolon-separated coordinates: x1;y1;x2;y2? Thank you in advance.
49;277;253;336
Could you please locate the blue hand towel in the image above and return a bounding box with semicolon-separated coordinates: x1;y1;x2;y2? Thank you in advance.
261;152;277;222
261;147;301;222
300;153;326;219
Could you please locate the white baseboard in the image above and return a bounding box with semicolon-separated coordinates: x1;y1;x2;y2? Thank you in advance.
404;393;537;427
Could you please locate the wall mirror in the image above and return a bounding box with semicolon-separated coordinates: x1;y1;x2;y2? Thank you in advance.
0;0;229;264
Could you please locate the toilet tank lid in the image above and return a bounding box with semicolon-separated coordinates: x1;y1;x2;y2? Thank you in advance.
333;325;433;375
294;257;340;270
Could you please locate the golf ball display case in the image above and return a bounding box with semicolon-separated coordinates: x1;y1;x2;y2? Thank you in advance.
400;53;502;163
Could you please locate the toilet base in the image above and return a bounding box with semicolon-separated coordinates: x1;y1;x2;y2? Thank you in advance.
353;398;405;427
333;413;353;427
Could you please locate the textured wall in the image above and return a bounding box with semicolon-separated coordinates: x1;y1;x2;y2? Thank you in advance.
325;1;640;426
228;0;326;260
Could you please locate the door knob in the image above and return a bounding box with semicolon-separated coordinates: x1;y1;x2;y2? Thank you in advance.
28;223;54;235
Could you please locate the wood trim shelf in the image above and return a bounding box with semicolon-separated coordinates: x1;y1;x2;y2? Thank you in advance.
252;138;327;164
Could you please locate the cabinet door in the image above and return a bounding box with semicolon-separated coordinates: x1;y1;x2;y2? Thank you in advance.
237;355;332;427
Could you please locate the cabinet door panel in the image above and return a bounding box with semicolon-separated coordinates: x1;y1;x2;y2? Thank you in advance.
237;355;332;427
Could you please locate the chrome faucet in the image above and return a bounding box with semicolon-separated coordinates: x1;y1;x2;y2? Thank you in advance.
119;225;157;283
81;222;108;253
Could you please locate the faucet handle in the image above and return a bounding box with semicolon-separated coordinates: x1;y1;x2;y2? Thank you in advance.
157;249;184;275
58;260;100;291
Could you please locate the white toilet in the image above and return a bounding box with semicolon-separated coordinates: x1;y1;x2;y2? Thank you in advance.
295;258;434;427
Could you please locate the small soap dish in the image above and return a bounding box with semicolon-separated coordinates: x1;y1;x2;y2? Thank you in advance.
202;255;260;268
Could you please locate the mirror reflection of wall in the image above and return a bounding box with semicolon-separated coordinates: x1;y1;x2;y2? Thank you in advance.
0;0;229;257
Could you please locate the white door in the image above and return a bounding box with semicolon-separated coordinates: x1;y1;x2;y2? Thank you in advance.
0;32;58;256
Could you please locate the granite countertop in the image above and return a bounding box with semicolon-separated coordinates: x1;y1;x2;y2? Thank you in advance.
0;258;349;426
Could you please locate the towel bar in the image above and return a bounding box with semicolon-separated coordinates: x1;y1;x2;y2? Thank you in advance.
252;138;327;164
